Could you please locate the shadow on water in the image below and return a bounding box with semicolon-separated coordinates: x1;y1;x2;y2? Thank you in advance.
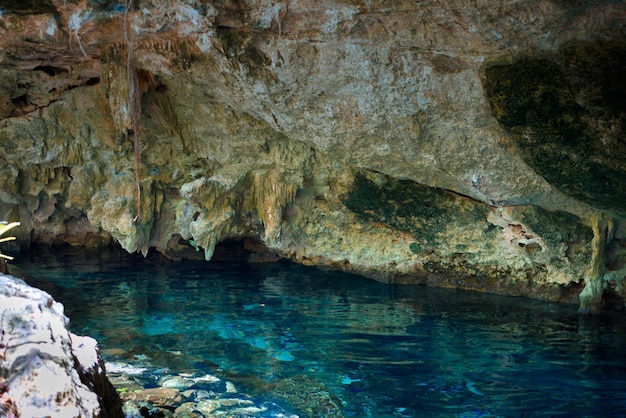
14;244;626;417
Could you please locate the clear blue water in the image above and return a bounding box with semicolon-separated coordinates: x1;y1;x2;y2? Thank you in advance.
15;246;626;417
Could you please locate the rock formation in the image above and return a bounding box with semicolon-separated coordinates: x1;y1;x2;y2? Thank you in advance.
0;0;625;312
0;273;123;417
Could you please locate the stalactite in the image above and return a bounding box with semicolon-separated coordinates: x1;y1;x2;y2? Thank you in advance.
251;168;298;246
124;0;141;223
578;215;614;314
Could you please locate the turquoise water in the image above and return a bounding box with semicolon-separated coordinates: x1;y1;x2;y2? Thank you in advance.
16;246;626;417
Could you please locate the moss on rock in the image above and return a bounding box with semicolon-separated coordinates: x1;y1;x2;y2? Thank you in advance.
343;171;491;240
484;40;626;213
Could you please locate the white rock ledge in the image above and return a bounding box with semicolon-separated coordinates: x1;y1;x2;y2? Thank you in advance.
0;274;122;418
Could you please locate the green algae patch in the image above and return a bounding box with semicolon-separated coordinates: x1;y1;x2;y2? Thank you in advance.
342;171;496;258
343;171;491;237
269;375;343;418
409;242;421;254
484;40;626;212
342;172;594;298
514;206;594;264
422;257;581;303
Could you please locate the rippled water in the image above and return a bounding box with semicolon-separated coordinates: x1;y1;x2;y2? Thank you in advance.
15;246;626;417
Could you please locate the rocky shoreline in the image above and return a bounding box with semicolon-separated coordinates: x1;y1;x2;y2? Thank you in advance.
0;272;342;417
0;273;122;417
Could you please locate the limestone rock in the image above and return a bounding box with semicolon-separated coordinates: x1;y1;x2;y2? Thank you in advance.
270;375;344;418
0;274;123;417
121;387;183;408
72;334;125;418
0;0;625;311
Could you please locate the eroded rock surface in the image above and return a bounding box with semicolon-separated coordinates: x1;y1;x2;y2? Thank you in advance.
0;273;123;417
1;0;626;311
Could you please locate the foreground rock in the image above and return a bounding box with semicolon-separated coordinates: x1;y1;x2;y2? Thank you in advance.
0;273;123;417
0;1;625;312
106;362;336;417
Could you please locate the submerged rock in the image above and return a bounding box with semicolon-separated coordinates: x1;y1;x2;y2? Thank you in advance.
270;375;344;418
112;367;298;418
121;386;183;408
0;274;123;417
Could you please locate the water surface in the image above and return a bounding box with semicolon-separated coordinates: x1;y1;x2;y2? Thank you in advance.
15;247;626;417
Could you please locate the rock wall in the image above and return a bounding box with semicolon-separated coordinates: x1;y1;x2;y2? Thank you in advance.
0;0;625;312
0;273;123;417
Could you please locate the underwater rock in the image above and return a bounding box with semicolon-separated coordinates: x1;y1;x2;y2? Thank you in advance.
173;402;203;417
270;375;344;418
0;274;123;417
159;374;220;390
112;366;298;417
121;387;183;408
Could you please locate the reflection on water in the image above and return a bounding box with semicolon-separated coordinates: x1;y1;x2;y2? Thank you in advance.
15;247;626;417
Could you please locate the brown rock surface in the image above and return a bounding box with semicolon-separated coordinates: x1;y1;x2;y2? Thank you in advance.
1;0;625;312
121;387;183;407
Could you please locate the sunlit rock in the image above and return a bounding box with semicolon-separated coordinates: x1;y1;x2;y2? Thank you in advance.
0;274;122;417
